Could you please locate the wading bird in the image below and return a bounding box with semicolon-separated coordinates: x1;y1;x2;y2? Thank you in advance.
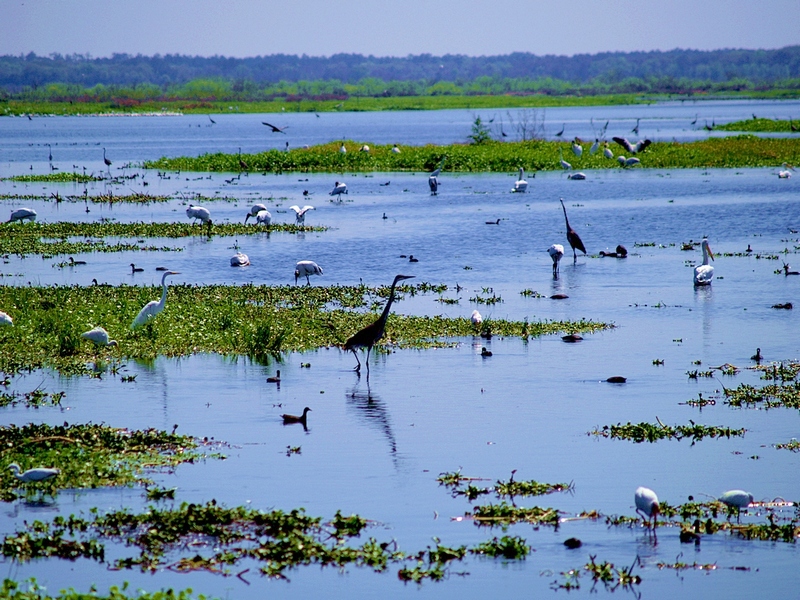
282;406;311;426
186;204;212;232
81;326;118;347
429;168;441;195
238;147;248;171
261;121;288;133
693;239;715;286
719;489;753;522
555;123;565;137
47;143;52;162
230;252;250;267
590;139;600;155
245;204;268;222
289;205;315;223
778;163;795;178
344;274;415;374
631;118;640;135
338;143;347;153
571;138;583;157
691;114;698;125
0;311;13;326
131;270;180;329
471;310;482;328
548;244;565;275
7;208;37;223
359;144;370;152
603;142;614;159
558;147;572;170
246;209;271;226
512;167;528;192
612;137;651;154
617;156;641;168
559;198;586;262
103;148;112;169
567;172;586;180
635;486;659;530
391;145;401;153
295;260;323;285
8;463;60;484
208;115;216;125
330;181;348;197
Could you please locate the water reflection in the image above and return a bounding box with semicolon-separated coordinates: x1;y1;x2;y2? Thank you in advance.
346;380;398;459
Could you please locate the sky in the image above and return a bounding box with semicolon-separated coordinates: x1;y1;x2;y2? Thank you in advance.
2;0;799;59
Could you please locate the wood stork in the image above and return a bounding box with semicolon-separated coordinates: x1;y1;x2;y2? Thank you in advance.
295;260;323;285
612;137;651;154
548;244;564;275
719;490;753;522
590;139;600;155
560;198;586;262
571;138;583;157
131;270;180;329
567;172;586;180
244;204;268;223
693;239;715;286
8;463;60;484
471;310;482;327
230;252;250;267
391;145;401;154
344;274;414;374
0;311;13;326
635;486;659;530
81;326;118;347
330;181;348;197
7;208;37;223
282;407;311;425
289;205;315;223
186;204;211;225
617;156;641;168
359;144;370;152
339;143;347;153
603;142;614;159
559;147;572;170
512;167;528;192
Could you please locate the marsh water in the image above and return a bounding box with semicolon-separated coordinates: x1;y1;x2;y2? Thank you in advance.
0;101;799;599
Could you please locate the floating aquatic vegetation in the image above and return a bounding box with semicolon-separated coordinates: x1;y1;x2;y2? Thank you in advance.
0;578;207;600
756;362;800;382
469;502;560;527
469;535;530;559
2;172;103;183
774;439;800;452
681;393;716;408
550;556;641;591
438;469;571;501
0;423;221;501
0;283;610;375
722;381;800;409
588;419;745;444
0;387;64;408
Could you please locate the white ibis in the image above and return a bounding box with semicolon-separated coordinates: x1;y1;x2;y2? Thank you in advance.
635;486;659;530
131;271;180;328
344;274;414;374
81;326;118;347
693;239;715;286
295;260;323;285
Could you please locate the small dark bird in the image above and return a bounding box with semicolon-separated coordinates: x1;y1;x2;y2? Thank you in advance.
555;123;565;137
563;538;582;549
382;212;388;220
751;348;762;362
267;370;281;383
282;406;311;425
130;263;144;273
344;274;415;374
559;198;586;262
485;219;501;225
550;293;569;299
481;347;493;357
208;115;216;124
606;376;627;383
562;334;583;343
631;118;640;135
156;266;169;271
784;263;799;276
746;244;753;253
68;256;86;266
615;244;628;257
409;255;418;263
772;302;793;309
262;121;288;133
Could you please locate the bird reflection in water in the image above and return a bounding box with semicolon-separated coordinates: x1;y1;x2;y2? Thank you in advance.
346;381;398;458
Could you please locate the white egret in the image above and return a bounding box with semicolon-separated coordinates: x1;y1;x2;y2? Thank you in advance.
571;138;583;157
295;260;323;285
230;252;250;267
131;270;180;329
603;142;614;159
471;310;483;327
512;167;528;192
635;486;659;529
289;205;315;223
617;156;641;168
81;326;118;347
0;311;12;326
8;208;37;223
719;489;754;522
330;181;348;197
8;463;60;484
693;239;715;286
558;147;572;170
567;172;586;180
613;137;651;154
244;204;268;223
344;274;415;374
590;139;600;155
548;244;564;275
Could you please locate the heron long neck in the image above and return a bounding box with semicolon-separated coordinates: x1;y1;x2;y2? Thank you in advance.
159;273;170;307
377;281;401;328
561;201;570;229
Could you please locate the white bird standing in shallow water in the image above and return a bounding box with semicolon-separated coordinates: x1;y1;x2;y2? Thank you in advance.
471;310;482;327
230;252;250;267
131;271;180;328
548;244;564;275
512;167;528;192
244;204;268;223
693;239;715;286
8;208;37;223
81;326;118;347
8;463;60;483
289;205;315;223
635;486;659;530
330;181;348;197
0;311;12;326
719;489;753;522
295;260;323;285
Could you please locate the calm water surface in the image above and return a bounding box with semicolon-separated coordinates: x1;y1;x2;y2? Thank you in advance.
0;106;799;599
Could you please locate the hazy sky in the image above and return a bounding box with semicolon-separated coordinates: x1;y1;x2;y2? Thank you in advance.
3;0;798;58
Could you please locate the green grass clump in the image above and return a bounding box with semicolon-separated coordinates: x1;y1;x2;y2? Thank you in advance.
717;118;800;133
0;283;611;375
470;502;561;526
2;172;103;183
722;381;800;409
144;136;800;173
470;536;530;559
0;423;217;501
589;420;745;443
0;579;211;600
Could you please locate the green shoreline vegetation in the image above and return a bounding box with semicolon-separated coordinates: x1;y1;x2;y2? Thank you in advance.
144;137;800;173
0;283;610;375
718;118;800;133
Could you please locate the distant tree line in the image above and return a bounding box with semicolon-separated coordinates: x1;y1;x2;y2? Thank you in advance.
1;47;799;99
